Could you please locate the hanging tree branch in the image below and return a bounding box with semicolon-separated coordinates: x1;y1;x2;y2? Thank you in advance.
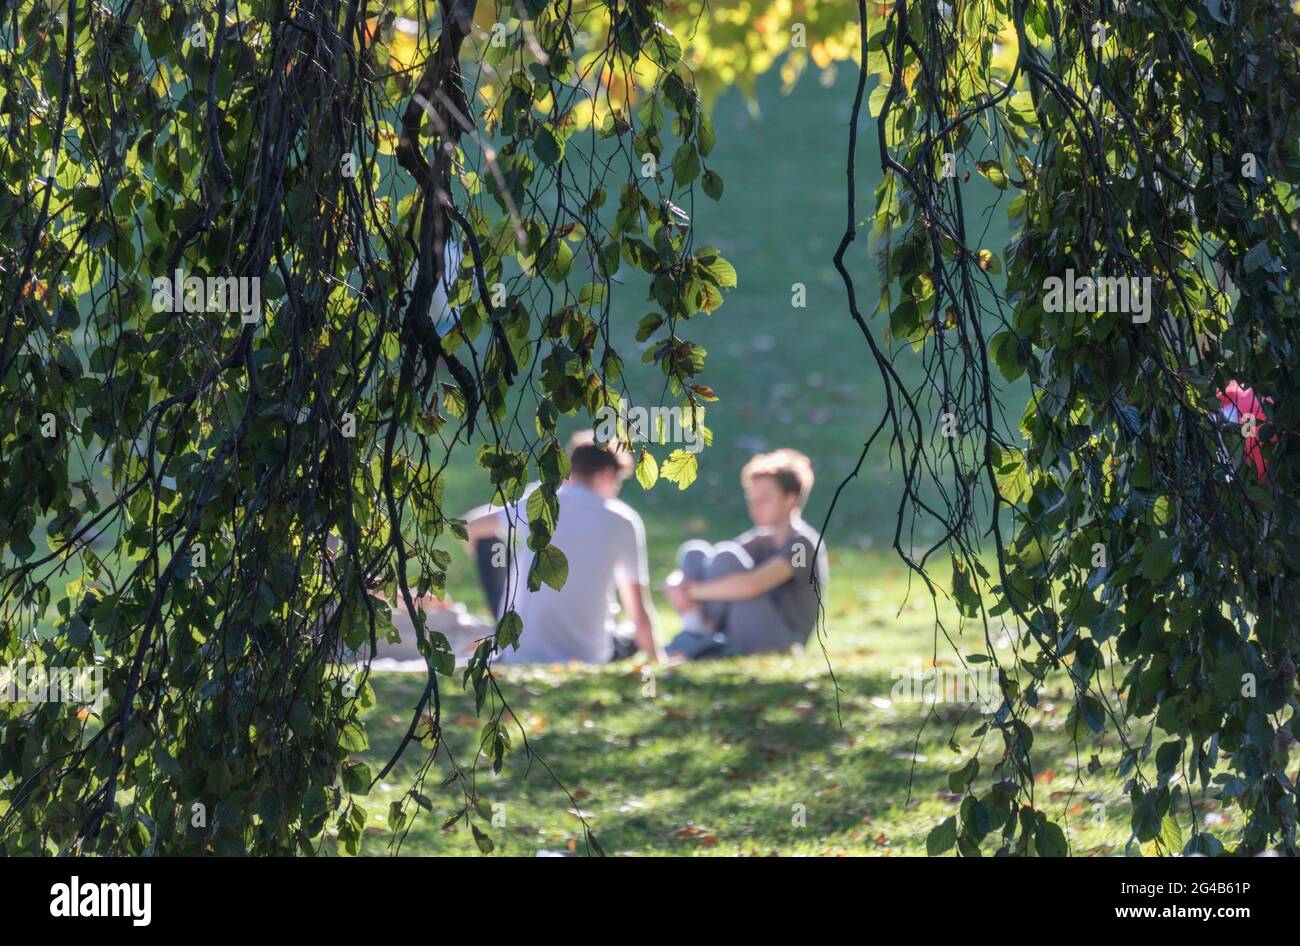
832;0;1300;855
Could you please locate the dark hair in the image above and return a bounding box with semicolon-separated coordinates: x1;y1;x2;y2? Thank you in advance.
568;430;634;480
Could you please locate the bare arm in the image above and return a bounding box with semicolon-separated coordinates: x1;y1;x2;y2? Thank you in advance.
687;555;794;602
616;577;664;663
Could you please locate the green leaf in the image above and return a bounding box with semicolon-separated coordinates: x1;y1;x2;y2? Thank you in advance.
578;282;607;306
342;760;372;795
542;238;574;282
660;449;698;490
948;756;980;793
695;247;736;287
9;530;35;561
1139;537;1179;581
868;81;890;118
975;160;1009;189
86;220;115;249
496;610;523;649
1159;814;1183;853
1034;818;1068;857
534;126;563;166
701;169;724;201
960;795;992;839
989;330;1026;383
635;447;659;489
671;143;700;186
697;112;715;157
528;544;569;592
951;557;982;618
635;312;663;342
926;816;957;855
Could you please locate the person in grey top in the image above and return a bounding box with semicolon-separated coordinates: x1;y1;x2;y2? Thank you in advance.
664;449;829;658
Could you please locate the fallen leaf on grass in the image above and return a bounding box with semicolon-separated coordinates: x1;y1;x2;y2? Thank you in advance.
674;823;718;845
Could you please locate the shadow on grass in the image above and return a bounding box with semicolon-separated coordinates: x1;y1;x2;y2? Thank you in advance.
358;658;975;855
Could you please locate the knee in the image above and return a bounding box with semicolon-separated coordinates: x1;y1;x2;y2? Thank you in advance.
676;540;714;577
706;541;755;577
677;539;714;562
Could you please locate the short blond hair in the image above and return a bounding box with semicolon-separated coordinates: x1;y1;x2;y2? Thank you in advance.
741;448;814;505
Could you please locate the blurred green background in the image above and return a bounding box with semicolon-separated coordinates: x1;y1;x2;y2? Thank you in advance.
342;68;1222;857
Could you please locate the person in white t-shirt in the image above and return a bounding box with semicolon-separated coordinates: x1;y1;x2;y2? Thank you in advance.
463;432;663;665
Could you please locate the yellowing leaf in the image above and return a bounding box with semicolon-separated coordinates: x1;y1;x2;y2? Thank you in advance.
635;447;659;489
660;449;698;491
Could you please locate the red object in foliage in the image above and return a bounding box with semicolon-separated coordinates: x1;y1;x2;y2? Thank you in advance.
1216;380;1273;482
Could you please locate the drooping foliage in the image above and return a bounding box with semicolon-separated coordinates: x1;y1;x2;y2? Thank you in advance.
842;0;1300;854
0;0;740;854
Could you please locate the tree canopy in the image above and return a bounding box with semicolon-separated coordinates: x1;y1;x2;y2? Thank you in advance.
0;0;744;854
2;0;1298;858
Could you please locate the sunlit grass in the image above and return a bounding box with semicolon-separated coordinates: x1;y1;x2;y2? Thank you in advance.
350;550;1243;856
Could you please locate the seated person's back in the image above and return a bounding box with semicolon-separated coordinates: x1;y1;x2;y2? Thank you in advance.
465;432;660;665
499;480;647;664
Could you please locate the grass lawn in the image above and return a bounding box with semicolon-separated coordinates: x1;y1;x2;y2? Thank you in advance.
338;67;1240;856
354;551;1240;856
